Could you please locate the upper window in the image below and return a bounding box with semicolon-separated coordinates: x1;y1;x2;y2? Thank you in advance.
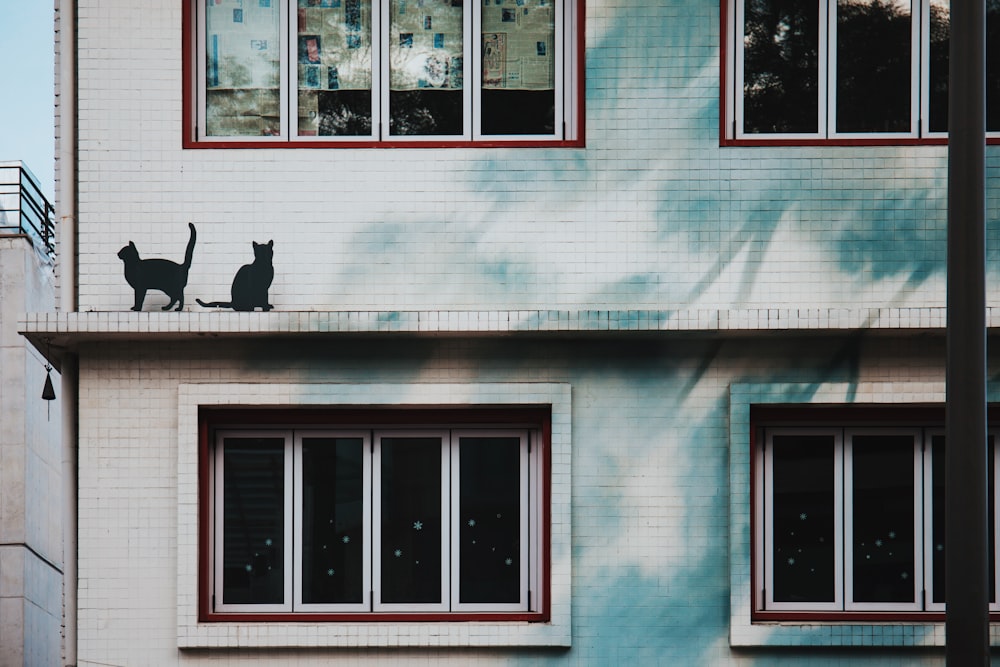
754;419;998;618
190;0;582;145
204;409;548;620
725;0;1000;142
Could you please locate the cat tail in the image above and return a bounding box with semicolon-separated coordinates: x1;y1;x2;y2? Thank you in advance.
183;222;197;269
196;299;232;308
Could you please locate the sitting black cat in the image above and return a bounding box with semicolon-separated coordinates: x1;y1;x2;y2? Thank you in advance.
117;222;196;311
197;239;274;312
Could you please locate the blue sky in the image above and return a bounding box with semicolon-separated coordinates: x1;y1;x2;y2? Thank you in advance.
0;1;55;199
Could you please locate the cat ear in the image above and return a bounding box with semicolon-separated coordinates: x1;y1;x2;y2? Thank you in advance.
253;241;259;249
129;241;136;249
267;240;273;247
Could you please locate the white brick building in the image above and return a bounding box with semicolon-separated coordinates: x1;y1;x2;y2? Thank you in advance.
19;0;1000;664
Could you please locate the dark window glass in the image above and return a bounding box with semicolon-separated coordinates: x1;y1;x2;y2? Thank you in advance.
482;90;554;135
771;434;837;602
459;437;522;603
851;434;915;603
389;90;464;135
928;0;1000;133
222;438;285;605
302;437;365;604
931;435;996;604
742;0;820;134
835;0;912;133
380;437;443;603
315;91;374;136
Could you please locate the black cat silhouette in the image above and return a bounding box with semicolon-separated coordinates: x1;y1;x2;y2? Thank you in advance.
117;222;196;311
197;240;274;311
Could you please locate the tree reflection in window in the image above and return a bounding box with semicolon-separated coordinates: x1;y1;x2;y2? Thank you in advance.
742;0;820;134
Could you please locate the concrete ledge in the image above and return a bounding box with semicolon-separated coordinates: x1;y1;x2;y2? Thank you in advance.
18;307;991;368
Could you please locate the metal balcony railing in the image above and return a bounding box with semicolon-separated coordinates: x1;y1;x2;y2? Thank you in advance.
0;161;55;259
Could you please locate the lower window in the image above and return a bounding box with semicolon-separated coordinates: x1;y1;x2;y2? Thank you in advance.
206;410;547;619
754;411;998;618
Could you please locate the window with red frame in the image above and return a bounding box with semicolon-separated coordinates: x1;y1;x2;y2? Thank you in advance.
754;418;998;617
191;0;581;144
205;412;547;618
725;0;1000;142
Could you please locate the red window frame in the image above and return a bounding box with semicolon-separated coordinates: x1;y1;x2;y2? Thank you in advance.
182;0;586;149
198;406;552;622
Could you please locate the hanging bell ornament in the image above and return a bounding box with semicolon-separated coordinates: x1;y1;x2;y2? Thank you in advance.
42;367;56;401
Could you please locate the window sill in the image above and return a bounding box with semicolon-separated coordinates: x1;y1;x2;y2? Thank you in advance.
183;138;586;150
203;612;548;623
721;137;955;148
752;611;950;623
179;618;569;649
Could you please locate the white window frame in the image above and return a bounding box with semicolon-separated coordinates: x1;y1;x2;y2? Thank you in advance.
372;429;452;612
762;428;844;612
826;0;920;140
196;1;291;143
450;429;531;613
757;424;1000;614
728;0;935;141
923;430;1000;613
195;0;575;143
843;428;923;612
292;430;373;613
213;430;295;613
210;425;541;615
733;0;828;140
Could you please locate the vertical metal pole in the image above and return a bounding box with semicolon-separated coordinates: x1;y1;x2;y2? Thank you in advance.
946;0;989;663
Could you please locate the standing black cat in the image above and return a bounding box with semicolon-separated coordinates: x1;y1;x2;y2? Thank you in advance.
197;239;274;311
117;222;196;311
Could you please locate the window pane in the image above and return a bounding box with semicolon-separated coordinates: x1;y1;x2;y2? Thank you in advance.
459;437;521;603
389;0;464;135
222;438;285;605
301;437;365;604
928;1;1000;133
296;0;374;136
851;434;915;603
742;0;820;134
931;435;995;604
481;0;555;135
770;434;837;603
835;0;912;133
380;437;443;603
205;0;281;136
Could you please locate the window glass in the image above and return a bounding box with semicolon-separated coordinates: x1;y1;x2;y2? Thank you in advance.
771;434;836;603
742;0;820;134
481;0;556;135
835;0;912;133
205;0;282;137
459;437;522;603
379;437;444;603
850;434;916;603
927;0;1000;133
221;438;286;605
210;423;543;617
301;436;366;604
388;0;464;135
930;435;996;604
296;0;374;136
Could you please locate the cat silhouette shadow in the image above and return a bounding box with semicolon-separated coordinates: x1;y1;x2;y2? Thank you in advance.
117;222;196;311
197;239;274;312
